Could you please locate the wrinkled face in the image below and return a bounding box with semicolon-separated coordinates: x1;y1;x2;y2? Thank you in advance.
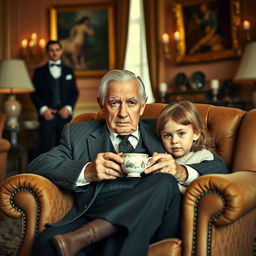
161;118;200;158
99;80;146;135
47;43;63;62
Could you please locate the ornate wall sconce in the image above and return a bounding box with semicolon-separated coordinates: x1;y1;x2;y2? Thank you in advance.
21;33;46;64
161;31;180;59
242;20;251;42
162;33;171;59
173;31;180;43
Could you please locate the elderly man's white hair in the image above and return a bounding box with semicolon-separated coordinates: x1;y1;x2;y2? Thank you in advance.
98;70;147;105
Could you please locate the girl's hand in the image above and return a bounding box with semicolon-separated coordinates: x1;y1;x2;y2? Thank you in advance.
145;152;188;182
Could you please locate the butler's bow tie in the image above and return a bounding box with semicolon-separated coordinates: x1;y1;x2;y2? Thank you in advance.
50;63;61;67
118;135;134;153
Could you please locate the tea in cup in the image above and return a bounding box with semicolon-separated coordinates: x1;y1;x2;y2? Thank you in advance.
121;153;151;177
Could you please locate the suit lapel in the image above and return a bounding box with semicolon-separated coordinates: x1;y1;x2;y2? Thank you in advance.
87;123;111;160
60;66;72;96
140;120;165;155
60;65;66;86
44;63;53;80
44;64;56;94
86;119;164;160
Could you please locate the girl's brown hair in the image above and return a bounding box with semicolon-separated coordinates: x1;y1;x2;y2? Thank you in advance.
156;101;207;151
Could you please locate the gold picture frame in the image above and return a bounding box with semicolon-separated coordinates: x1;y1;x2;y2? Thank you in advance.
50;4;115;77
173;0;242;64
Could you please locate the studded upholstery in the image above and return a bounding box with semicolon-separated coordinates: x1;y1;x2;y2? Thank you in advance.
0;103;256;256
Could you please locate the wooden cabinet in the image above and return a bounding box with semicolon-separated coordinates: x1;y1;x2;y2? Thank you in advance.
165;90;210;103
161;90;247;110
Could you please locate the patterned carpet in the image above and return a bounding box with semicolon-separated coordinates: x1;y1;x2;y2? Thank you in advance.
0;211;255;255
0;212;20;256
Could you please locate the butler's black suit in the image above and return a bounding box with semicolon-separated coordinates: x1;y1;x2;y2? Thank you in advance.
28;119;228;255
31;63;79;154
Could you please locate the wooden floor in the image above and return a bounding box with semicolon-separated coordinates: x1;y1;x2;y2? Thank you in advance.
0;211;20;256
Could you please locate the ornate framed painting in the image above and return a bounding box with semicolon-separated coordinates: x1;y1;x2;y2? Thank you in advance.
173;0;242;64
50;4;115;77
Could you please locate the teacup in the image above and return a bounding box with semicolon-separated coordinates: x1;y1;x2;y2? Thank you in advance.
121;153;151;177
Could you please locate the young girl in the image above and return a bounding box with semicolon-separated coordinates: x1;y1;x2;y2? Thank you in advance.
156;100;213;192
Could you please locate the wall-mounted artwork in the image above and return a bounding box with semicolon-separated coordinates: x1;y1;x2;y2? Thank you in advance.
50;4;115;77
173;0;242;64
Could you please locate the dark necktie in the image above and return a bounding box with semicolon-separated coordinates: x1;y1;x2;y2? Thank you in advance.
50;63;61;67
118;135;135;153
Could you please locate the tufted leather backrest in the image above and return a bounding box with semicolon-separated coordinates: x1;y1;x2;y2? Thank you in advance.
72;103;247;171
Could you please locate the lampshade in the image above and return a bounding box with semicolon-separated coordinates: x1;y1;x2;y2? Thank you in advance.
0;59;34;93
234;42;256;84
0;59;34;133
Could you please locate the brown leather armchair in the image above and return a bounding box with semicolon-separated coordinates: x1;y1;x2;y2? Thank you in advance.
0;113;11;183
0;103;256;256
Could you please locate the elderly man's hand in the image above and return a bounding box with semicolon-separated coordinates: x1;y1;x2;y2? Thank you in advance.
84;152;125;181
144;152;188;182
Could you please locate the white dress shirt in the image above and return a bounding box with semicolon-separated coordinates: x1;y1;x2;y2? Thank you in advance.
49;60;62;79
109;130;139;153
76;130;139;186
75;129;199;187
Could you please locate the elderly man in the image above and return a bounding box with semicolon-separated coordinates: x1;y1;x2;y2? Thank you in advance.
28;70;227;256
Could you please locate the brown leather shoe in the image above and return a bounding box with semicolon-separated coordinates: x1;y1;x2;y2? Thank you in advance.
52;235;71;256
52;219;118;256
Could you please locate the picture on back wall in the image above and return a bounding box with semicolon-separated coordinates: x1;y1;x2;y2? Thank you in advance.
50;4;115;77
173;0;242;64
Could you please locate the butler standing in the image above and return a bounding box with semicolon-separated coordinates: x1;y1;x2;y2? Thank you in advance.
31;40;79;154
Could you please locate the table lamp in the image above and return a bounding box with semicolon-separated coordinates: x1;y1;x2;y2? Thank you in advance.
0;59;34;146
234;41;256;106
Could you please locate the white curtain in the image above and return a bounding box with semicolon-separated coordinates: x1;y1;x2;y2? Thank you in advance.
124;0;155;103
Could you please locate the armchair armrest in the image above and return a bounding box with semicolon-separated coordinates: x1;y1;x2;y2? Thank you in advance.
0;173;73;256
0;138;11;182
0;138;10;153
182;171;256;256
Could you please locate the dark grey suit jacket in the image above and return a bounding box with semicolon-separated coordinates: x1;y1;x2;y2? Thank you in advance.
27;119;227;226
